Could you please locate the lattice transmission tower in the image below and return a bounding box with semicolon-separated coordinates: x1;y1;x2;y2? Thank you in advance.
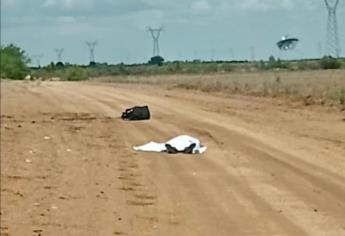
324;0;341;58
148;27;163;56
55;48;64;62
32;54;43;67
86;41;97;64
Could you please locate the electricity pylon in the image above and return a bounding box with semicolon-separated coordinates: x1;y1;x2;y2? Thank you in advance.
32;54;43;67
148;27;163;56
324;0;341;57
55;48;64;62
86;41;97;64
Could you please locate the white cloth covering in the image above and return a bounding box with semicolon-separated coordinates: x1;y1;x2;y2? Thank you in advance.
133;135;207;154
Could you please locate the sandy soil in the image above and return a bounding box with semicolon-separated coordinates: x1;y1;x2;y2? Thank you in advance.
1;80;345;236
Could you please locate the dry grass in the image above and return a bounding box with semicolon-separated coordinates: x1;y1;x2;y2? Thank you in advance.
95;69;345;108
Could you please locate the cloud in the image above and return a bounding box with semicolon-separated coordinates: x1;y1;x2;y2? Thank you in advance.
56;16;76;24
239;0;295;11
42;0;56;7
2;0;17;7
191;0;212;14
42;0;94;10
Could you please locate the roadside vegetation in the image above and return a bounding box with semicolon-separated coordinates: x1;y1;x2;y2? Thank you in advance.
0;44;30;80
96;70;345;110
1;44;344;109
29;56;345;81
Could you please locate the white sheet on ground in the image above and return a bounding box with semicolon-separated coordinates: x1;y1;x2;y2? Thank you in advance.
133;135;207;154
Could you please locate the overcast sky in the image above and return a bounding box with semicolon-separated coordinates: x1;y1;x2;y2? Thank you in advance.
1;0;344;65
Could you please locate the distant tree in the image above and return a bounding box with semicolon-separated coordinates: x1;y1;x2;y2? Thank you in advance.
89;61;96;67
268;56;276;64
56;61;64;67
148;56;164;66
267;55;287;69
0;44;30;80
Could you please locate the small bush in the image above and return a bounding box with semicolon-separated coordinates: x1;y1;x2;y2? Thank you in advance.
65;67;88;81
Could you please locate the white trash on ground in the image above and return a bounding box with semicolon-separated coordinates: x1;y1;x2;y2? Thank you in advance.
133;135;207;154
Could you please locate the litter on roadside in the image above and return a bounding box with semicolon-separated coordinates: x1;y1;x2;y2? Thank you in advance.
133;135;207;154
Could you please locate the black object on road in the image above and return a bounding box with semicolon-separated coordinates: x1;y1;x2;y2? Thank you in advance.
121;106;150;121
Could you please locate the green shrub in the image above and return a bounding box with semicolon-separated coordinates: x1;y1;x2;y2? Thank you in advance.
65;67;88;81
0;44;30;80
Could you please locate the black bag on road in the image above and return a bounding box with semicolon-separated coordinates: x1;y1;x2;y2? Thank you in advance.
121;106;150;120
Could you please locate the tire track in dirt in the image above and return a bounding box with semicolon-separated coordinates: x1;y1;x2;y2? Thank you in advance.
2;82;130;235
67;85;309;235
75;82;345;235
2;81;345;236
42;84;144;235
45;84;163;235
88;83;345;184
53;84;250;234
1;82;73;235
112;112;309;235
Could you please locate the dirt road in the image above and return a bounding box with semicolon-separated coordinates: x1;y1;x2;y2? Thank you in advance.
1;80;345;236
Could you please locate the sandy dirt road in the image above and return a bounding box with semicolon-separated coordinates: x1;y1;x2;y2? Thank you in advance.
1;80;345;236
